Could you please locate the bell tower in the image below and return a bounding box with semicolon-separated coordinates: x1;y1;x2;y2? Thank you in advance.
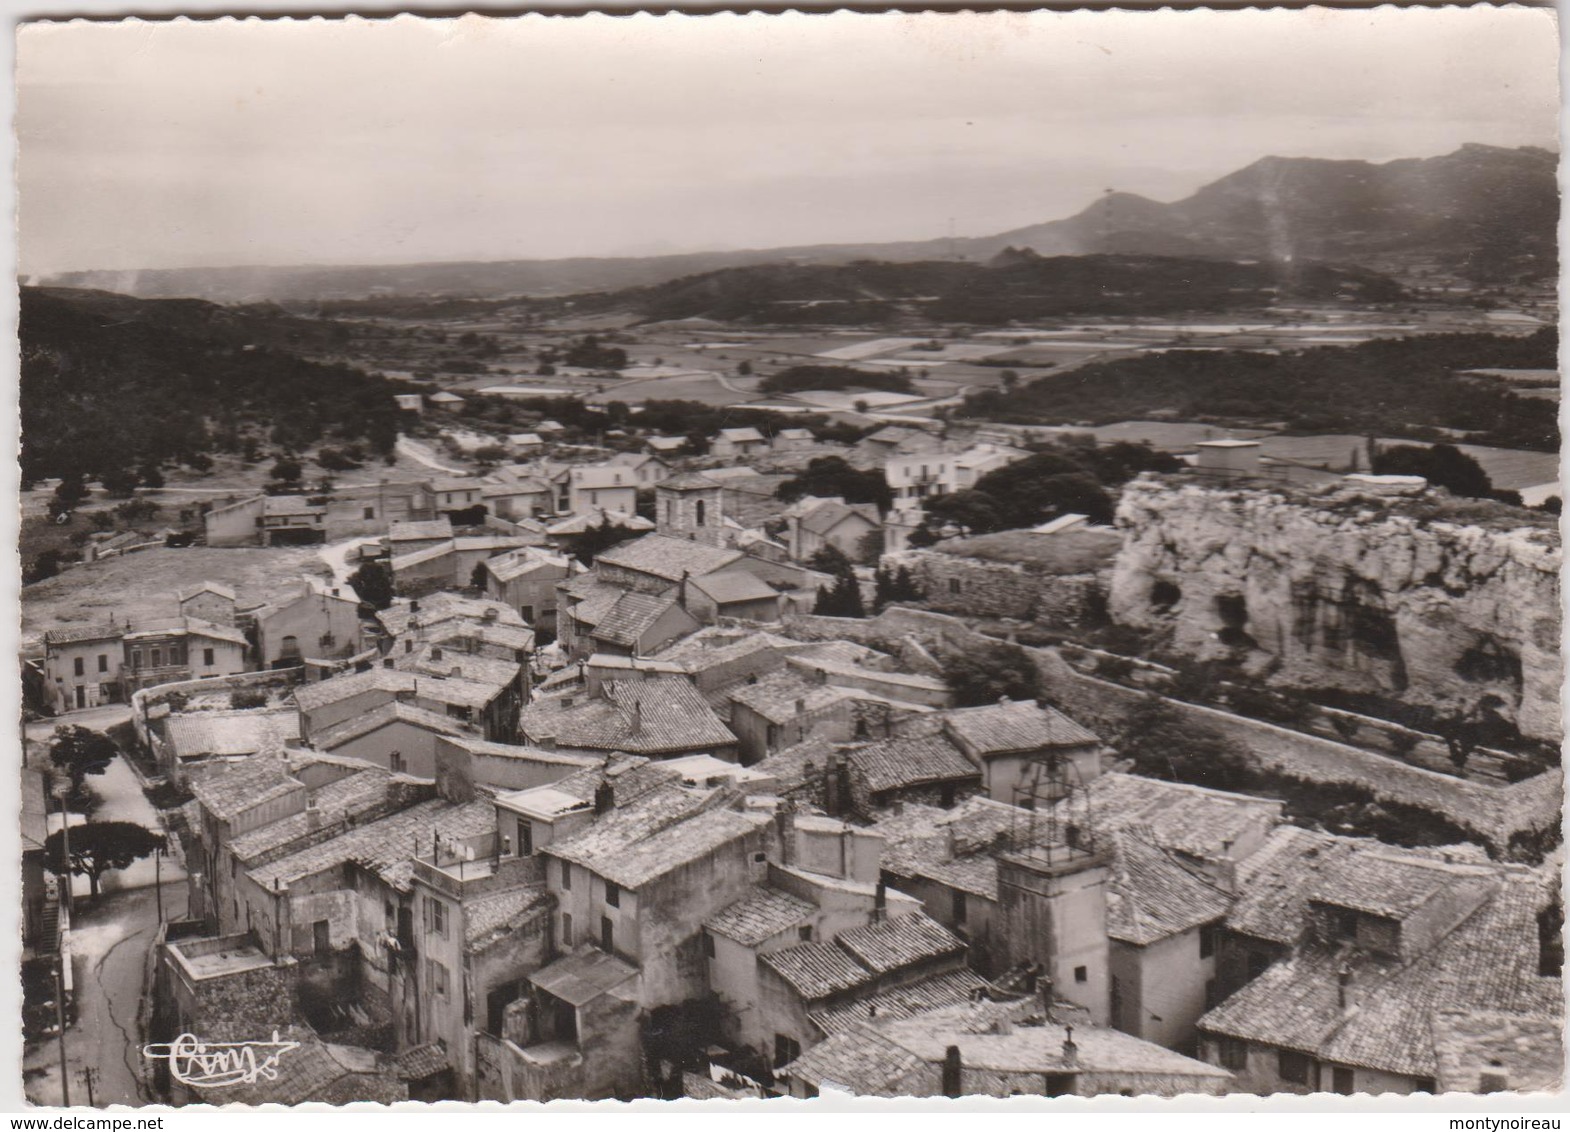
656;472;726;547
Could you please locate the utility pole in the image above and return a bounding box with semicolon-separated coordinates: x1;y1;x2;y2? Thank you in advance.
154;840;163;925
53;956;70;1108
56;790;73;918
81;1066;97;1107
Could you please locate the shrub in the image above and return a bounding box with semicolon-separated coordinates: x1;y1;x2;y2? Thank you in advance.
230;689;269;710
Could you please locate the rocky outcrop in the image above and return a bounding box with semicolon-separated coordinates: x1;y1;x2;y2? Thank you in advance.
1110;477;1562;742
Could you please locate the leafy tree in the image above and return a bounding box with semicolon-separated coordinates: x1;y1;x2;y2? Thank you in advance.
316;447;362;472
565;517;645;566
1372;443;1494;500
470;561;491;591
1000;369;1020;392
472;444;509;467
807;544;855;579
270;457;303;484
48;726;119;792
53;476;89;511
736;361;753;377
873;564;923;610
44;821;164;900
777;457;891;511
855;528;886;566
230;689;269;709
760;365;912;397
1113;695;1253;792
941;641;1042;707
99;466;141;498
348;561;395;611
24;551;63;585
113;498;160;524
812;573;866;618
184;452;214;473
137;462;165;489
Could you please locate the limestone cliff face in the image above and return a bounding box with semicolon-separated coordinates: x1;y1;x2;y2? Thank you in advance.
1109;477;1562;742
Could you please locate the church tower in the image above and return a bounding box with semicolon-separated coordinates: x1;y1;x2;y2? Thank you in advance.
656;472;727;547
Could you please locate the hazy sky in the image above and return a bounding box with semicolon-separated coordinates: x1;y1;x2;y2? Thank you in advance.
17;6;1560;275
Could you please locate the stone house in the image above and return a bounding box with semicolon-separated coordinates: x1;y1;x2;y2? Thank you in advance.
606;451;671;488
782;496;881;563
254;577;363;670
682;571;784;624
566;465;638;515
940;698;1105;804
587;592;702;659
709;427;768;459
727;672;857;765
432;477;484;516
517;677;740;762
484;548;576;631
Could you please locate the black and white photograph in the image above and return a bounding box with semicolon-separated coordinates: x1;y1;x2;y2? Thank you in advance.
9;2;1564;1112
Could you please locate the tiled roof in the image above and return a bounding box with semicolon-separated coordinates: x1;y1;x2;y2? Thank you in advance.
564;585;625;631
651;626;803;670
594;533;744;581
715;427;765;442
874;1001;1233;1081
293;664;501;713
799;500;880;537
1431;1010;1565;1094
688;571;781;606
391;543;455;571
835;912;965;976
1227;826;1491;946
311;700;468;752
189;756;302;822
942;698;1100;755
520;678;737;756
393;644;521;692
43;623;121;645
487;549;571;583
229;768;399;863
1055;772;1282;862
394;1043;450;1082
808;968;991;1037
178;581;237;602
249;797;497;892
749;735;840;795
759;940;875;1000
1200;871;1559;1079
188;1026;405;1105
464;885;552;947
530;945;639;1006
782;1026;925;1096
430;622;537;654
376;593;525;637
729;671;849;725
1105;828;1233;946
704;887;815;946
658;471;722;491
546;791;769;889
388;519;453;542
847;734;980;795
592;592;684;649
163;710;300;759
264;496;324;517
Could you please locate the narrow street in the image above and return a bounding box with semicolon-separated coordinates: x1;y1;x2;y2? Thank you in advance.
25;707;188;1107
23;883;189;1107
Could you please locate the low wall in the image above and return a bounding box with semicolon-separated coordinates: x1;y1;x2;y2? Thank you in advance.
1030;648;1561;856
132;669;303;751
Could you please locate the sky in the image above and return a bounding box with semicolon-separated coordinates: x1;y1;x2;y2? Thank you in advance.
16;6;1561;276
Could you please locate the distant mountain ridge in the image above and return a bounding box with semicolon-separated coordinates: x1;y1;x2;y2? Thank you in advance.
38;144;1555;302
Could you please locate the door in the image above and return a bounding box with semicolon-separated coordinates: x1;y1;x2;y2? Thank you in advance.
313;920;330;953
1332;1067;1354;1095
75;685;86;709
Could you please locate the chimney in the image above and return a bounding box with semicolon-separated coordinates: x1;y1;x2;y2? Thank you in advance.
795;698;806;715
594;782;615;816
1337;965;1354;1011
873;880;887;923
1479;1059;1509;1094
305;798;321;830
940;1046;963;1099
629;699;643;736
816;667;828;686
1061;1025;1078;1068
678;570;690;611
824;752;843;816
410;600;420;613
774;804;796;867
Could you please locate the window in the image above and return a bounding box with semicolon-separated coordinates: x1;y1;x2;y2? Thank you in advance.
604;881;619;908
97;654;108;673
1218;1039;1248;1072
203;648;215;667
390;751;406;774
521;606;534;623
517;819;533;857
1335;908;1359;941
600;916;614;952
1204;978;1220;1010
313;920;330;953
1413;1077;1437;1095
701;931;715;959
1074;966;1088;984
561;860;572;890
1278;1049;1313;1087
798;925;813;942
561;912;574;947
948;578;962;595
773;1034;801;1069
1200;923;1217;959
952;891;967;926
695;499;706;526
1332;1067;1355;1095
427;896;448;938
364;507;376;520
1043;1074;1074;1098
427;959;449;997
150;648;163;668
73;657;84;677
